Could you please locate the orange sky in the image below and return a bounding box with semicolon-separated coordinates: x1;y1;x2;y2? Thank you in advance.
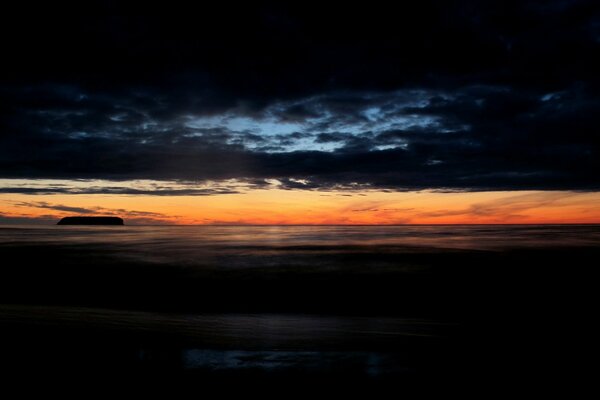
2;186;600;224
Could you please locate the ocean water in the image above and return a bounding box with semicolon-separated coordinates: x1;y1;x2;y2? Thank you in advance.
0;224;598;382
1;224;599;265
1;222;598;317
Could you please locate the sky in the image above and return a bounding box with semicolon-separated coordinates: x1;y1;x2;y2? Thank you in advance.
1;2;600;224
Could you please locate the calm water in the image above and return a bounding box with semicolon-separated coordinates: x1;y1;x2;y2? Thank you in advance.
2;223;599;276
1;224;598;379
0;225;600;252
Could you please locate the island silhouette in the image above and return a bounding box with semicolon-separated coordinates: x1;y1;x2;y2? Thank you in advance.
57;216;124;225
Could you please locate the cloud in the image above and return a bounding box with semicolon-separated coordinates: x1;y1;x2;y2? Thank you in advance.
10;201;175;224
415;192;582;220
0;179;254;196
0;213;57;225
1;84;599;192
13;202;95;214
0;187;240;196
1;3;599;192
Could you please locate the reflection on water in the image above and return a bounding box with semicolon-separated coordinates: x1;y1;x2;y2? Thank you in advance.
0;304;451;377
3;224;600;248
1;224;599;267
2;224;600;247
182;349;410;376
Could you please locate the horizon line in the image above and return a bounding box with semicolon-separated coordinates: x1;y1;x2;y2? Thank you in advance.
13;222;600;226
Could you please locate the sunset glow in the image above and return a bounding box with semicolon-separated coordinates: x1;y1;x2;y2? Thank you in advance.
2;184;599;225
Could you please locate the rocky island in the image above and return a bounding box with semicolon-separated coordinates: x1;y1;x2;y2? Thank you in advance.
57;216;124;225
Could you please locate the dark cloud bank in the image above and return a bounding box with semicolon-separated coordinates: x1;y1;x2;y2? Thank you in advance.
1;1;600;193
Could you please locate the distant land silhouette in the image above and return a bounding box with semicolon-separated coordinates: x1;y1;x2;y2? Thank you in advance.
57;216;124;225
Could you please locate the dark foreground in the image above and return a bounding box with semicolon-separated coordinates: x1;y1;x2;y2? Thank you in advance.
0;225;597;394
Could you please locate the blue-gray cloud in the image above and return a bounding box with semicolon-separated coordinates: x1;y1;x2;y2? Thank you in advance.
1;2;599;191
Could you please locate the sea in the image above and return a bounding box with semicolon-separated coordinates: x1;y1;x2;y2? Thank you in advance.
0;224;598;389
2;223;599;259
